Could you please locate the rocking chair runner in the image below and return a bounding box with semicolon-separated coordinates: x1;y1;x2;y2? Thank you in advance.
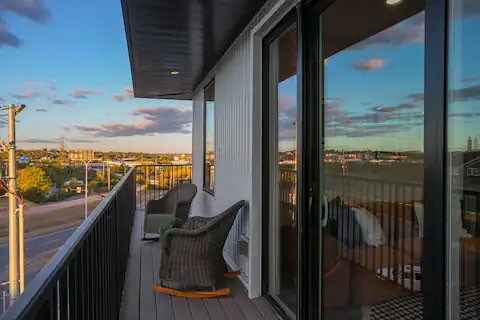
155;200;246;298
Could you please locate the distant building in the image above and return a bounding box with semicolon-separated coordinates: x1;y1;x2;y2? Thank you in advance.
467;137;473;151
463;156;480;177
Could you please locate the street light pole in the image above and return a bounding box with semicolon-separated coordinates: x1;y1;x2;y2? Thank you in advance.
107;165;111;191
84;159;89;219
77;158;101;220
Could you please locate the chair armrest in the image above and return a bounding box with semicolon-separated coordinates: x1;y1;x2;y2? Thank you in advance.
165;226;207;237
162;223;212;252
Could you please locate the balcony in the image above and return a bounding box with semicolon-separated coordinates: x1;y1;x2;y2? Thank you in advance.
0;165;280;320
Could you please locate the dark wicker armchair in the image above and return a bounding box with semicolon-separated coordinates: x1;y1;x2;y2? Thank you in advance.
143;183;197;239
158;200;246;290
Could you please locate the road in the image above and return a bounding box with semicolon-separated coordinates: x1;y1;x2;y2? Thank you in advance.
0;194;104;217
0;227;76;284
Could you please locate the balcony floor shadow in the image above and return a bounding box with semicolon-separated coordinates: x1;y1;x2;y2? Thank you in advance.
120;210;281;320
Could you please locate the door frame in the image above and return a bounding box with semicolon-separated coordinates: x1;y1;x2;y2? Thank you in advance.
261;8;303;320
300;0;449;319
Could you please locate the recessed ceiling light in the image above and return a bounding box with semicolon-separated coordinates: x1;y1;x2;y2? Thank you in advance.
386;0;402;5
170;71;180;75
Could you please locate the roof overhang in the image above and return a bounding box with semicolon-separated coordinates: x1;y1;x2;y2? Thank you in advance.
121;0;267;100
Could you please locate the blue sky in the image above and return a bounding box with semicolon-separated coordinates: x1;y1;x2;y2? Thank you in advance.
0;0;192;153
323;12;426;152
2;1;480;155
278;7;480;153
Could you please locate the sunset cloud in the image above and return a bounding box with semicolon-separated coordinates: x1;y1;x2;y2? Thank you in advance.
52;99;76;107
352;57;388;71
406;92;424;101
0;0;51;48
111;86;134;101
75;105;192;137
373;102;422;113
9;89;39;99
0;22;22;48
19;138;99;144
451;85;480;102
70;88;103;99
279;96;295;106
24;81;56;92
461;76;477;83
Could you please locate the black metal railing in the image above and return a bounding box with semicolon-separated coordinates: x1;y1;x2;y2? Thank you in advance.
135;164;192;209
0;287;7;316
324;174;424;292
459;190;480;289
0;168;136;320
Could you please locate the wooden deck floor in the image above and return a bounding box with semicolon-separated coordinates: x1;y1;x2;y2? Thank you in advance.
119;210;281;320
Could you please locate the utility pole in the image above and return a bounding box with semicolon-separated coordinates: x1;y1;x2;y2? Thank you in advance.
1;104;26;303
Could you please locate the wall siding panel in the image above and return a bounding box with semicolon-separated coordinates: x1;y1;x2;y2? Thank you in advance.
191;31;253;286
190;0;293;297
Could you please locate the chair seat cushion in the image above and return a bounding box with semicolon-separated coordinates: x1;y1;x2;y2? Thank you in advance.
144;214;175;234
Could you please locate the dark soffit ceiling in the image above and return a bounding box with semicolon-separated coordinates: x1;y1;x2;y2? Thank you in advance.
121;0;267;100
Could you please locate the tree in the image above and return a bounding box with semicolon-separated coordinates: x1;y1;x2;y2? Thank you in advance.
17;167;53;202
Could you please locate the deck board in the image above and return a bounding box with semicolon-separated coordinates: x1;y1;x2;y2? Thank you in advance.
188;299;211;320
139;244;157;320
229;280;265;320
151;241;175;320
120;210;281;320
119;210;142;320
203;298;229;319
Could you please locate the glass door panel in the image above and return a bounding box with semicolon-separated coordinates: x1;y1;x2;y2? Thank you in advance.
266;23;298;317
447;0;480;317
318;1;426;318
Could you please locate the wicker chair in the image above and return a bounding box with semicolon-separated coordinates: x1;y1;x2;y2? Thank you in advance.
143;183;197;239
158;200;246;291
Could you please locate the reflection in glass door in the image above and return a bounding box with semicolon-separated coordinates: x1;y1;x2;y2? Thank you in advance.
265;22;298;317
317;1;426;318
447;1;480;318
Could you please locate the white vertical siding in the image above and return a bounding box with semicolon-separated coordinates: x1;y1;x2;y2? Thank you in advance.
191;31;253;287
190;0;297;297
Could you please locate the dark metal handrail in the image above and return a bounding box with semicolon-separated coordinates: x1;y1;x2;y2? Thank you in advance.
1;167;137;319
136;164;192;209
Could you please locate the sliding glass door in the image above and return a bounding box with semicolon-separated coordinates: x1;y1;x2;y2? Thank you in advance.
315;1;427;318
260;1;468;318
264;14;299;318
447;1;480;318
